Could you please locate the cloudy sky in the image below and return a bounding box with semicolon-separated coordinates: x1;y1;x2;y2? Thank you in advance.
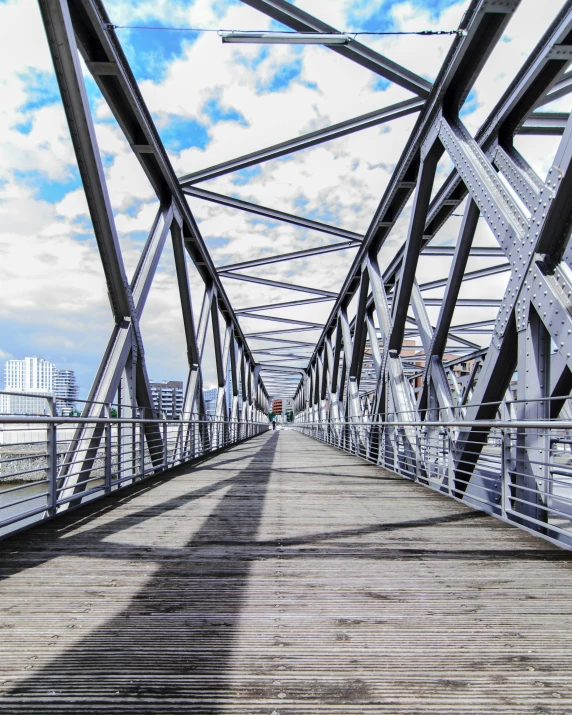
0;0;567;401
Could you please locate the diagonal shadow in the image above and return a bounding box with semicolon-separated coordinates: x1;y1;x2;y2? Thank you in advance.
1;433;279;713
0;435;270;585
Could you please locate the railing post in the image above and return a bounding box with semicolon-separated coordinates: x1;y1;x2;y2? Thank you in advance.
501;427;510;519
104;404;112;494
447;427;454;497
139;410;145;479
414;429;421;483
46;422;57;516
163;421;168;470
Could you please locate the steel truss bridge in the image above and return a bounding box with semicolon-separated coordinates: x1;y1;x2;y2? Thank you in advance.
2;0;572;544
4;1;572;709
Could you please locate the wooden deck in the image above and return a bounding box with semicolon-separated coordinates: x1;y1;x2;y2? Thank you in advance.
1;430;572;713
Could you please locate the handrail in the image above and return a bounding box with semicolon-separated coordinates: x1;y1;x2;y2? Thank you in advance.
0;416;264;425
295;419;572;429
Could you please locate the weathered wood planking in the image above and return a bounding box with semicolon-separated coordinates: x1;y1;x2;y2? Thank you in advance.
0;430;571;713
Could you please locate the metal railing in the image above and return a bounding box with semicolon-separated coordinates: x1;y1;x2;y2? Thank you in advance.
0;415;268;539
294;417;572;551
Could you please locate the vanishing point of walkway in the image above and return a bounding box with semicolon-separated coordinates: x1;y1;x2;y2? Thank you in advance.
0;431;571;713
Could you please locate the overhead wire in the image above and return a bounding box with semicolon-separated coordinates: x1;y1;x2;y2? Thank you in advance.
106;24;464;37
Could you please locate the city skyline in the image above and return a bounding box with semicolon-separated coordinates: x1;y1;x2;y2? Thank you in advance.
2;355;78;415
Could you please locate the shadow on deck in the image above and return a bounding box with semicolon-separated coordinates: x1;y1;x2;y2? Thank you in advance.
0;430;571;713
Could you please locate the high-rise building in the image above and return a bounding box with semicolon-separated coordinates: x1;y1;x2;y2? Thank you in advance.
1;357;56;415
203;387;217;417
5;357;55;393
54;370;79;416
150;381;183;419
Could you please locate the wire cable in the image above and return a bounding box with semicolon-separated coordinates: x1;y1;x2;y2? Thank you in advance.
106;23;465;37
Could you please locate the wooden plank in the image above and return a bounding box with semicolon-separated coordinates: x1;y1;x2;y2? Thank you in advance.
0;431;571;712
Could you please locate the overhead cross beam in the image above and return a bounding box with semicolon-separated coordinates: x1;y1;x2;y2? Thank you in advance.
184;186;362;243
179;98;424;185
238;0;432;97
217;242;358;273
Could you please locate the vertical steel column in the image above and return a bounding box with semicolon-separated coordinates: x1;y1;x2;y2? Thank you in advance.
139;408;146;479
339;308;361;421
104;403;112;494
389;142;441;353
37;0;130;321
515;307;550;528
46;422;58;516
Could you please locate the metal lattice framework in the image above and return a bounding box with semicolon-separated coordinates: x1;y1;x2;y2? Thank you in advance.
36;0;572;534
38;0;279;499
284;0;572;534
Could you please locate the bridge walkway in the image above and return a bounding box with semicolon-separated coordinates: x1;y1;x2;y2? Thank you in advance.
0;430;571;713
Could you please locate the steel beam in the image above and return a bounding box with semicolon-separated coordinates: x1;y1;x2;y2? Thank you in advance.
217;242;358;273
305;0;519;370
236;297;334;313
179;99;424;185
519;111;569;135
389;140;442;352
38;0;131;320
239;0;432;97
419;261;509;292
184;186;362;242
430;200;480;358
57;0;262;387
220;271;338;298
238;312;324;329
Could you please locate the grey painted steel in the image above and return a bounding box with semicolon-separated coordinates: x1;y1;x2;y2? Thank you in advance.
236;297;334;313
179;98;425;185
428;199;480;360
288;1;572;549
62;0;265;390
519;111;570;134
31;0;572;555
418;261;510;292
304;0;520;366
38;0;271;509
183;187;362;243
37;0;131;321
217;242;358;273
219;271;338;298
239;0;433;96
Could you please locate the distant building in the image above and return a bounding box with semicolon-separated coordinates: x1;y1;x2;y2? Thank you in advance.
5;357;55;393
150;380;183;418
203;387;217;417
203;368;243;420
1;357;56;415
54;370;79;416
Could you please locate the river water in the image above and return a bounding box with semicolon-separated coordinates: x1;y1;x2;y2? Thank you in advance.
0;482;46;538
